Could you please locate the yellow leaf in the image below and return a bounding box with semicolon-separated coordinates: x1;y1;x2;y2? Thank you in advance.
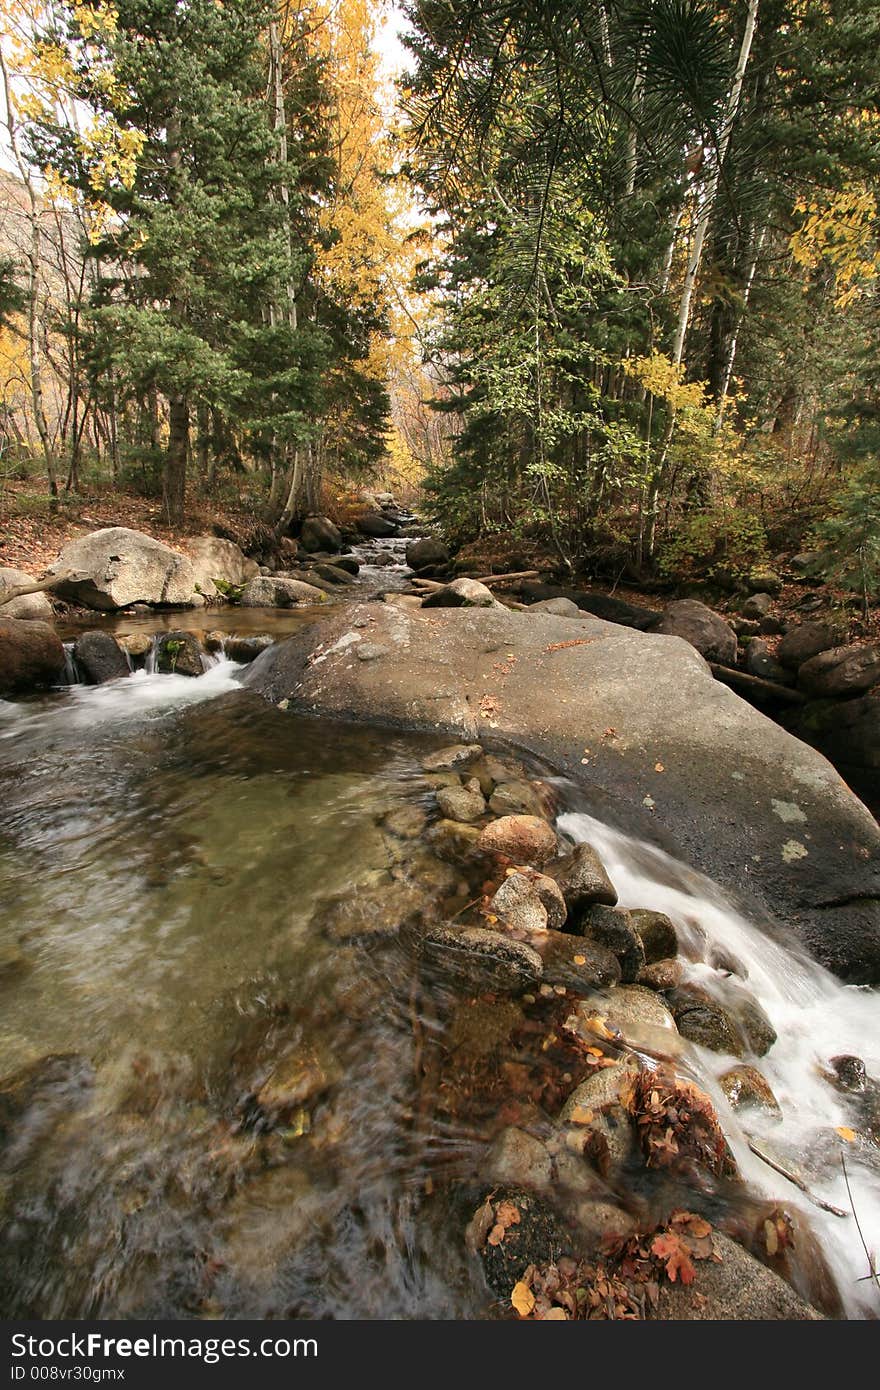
654;762;665;773
511;1281;535;1317
835;1126;857;1142
573;953;586;965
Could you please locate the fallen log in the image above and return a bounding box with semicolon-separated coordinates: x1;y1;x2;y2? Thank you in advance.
708;661;807;705
0;571;73;607
474;570;540;586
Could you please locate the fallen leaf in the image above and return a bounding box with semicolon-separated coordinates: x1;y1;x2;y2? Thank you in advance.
835;1126;857;1142
495;1200;522;1229
654;762;665;773
487;1224;506;1246
511;1281;536;1317
570;1105;595;1125
764;1218;779;1256
573;954;586;965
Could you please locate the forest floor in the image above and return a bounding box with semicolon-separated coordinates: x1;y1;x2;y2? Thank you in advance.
0;477;258;575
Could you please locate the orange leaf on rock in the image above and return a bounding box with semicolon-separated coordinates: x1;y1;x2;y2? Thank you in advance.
511;1281;535;1317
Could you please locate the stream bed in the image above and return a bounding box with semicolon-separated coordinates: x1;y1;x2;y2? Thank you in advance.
0;635;878;1319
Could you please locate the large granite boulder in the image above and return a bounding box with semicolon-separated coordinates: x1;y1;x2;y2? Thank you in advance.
185;536;259;599
48;528;198;611
654;599;737;665
0;617;65;694
242;602;880;982
406;537;449;571
797;643;880;698
0;567;53;622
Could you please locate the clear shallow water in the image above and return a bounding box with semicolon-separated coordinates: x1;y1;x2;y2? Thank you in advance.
0;660;877;1319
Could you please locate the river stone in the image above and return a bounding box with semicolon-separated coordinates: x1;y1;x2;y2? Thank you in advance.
357;512;398;539
422;743;482;771
242;602;880;983
777;621;838;670
628;908;678;963
117;632;152;660
469;754;528;796
421;577;500;609
546;844;617;911
797;643;880;698
577;905;645;983
475;1190;574;1300
313;562;357;586
427;818;484;863
0;566;53;621
156;630;204;677
654;1232;821;1320
829;1054;867;1093
381;805;429;840
186;536;258;598
333;555;360;576
488;779;544;817
255;1045;336;1120
48;526;198;610
485;1127;553;1191
478;815;558;866
419;924;543;993
669;992;744;1056
719;1064;781;1116
436;778;486;823
745;637;791;684
560;1056;641;1122
637;958;684;990
530;930;620;992
490;872;548;932
654;599;737;665
0;617;64;694
528;597;583;618
736;998;777;1056
223;634;274;663
596;984;677;1040
406;537;449;571
527;871;567;929
299;515;342;553
742;593;773;619
73;630;130;684
314;879;425;942
240;575;327;608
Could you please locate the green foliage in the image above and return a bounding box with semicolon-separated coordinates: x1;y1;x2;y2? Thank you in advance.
658;507;768;586
811;463;880;610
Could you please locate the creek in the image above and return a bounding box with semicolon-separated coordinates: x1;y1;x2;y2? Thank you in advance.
0;543;877;1319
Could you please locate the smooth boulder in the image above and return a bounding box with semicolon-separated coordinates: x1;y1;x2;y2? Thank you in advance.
797;643;880;698
299;516;342;553
73;630;130;684
421;577;500;609
0;617;65;694
654;599;737;665
239;576;327;608
242;602;880;982
406;538;449;571
0;566;53;622
48;527;198;610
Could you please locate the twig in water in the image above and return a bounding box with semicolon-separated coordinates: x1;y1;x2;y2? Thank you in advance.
841;1151;880;1295
747;1138;849;1218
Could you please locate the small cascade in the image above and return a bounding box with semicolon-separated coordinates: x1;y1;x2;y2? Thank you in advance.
61;641;83;686
143;634;161;674
559;804;880;1316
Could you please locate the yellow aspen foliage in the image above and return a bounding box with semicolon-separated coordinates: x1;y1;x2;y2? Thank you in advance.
790;186;879;308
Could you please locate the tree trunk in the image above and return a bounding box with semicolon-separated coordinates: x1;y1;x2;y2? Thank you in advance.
163;395;189;525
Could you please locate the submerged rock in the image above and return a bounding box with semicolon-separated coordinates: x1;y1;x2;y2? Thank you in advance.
436;778;486;823
313;878;426;942
419;923;544;993
529;930;620;992
485;1127;553;1192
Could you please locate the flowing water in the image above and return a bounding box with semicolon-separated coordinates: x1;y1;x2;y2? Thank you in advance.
0;634;878;1318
